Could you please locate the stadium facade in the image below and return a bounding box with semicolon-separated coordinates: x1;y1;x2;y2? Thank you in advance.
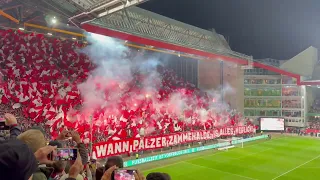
244;59;307;127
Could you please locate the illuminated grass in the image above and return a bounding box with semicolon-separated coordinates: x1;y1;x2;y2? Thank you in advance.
141;136;320;180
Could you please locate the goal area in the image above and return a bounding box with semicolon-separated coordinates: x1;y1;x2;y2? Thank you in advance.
217;137;244;151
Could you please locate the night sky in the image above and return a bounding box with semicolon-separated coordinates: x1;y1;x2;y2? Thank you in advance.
139;0;320;60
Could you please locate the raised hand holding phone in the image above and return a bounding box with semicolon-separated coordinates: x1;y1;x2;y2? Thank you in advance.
34;145;57;165
70;131;81;144
101;165;118;180
56;129;69;140
134;170;145;180
51;148;78;161
68;152;83;179
0;113;17;130
4;113;17;126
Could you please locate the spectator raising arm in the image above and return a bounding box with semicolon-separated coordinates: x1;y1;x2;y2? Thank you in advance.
65;153;83;180
0;113;21;141
85;163;93;180
71;131;88;165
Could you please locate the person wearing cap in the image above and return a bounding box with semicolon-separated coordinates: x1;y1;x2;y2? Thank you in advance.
0;139;37;180
0;139;56;180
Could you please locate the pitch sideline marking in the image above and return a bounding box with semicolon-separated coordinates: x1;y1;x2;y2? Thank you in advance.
183;161;258;180
201;147;273;163
271;154;320;180
144;136;286;172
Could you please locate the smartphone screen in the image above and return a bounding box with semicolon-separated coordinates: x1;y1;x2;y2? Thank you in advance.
52;148;78;161
114;169;136;180
0;119;9;130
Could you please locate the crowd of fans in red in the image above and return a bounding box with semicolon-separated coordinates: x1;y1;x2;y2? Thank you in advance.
0;29;248;144
306;98;320;131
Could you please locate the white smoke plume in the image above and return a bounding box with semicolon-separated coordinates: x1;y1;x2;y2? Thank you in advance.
72;32;242;135
75;33;166;124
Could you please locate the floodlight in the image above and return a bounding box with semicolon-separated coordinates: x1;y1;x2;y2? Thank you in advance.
51;18;57;24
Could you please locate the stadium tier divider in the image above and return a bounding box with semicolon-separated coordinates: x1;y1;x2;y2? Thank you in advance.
123;135;268;167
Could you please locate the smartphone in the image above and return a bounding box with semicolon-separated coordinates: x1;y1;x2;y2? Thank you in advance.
114;169;136;180
0;118;9;130
49;148;78;161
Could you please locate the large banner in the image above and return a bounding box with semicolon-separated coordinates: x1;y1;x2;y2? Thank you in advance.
92;125;256;159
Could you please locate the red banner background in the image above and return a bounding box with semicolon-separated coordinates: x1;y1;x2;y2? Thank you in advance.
92;125;256;159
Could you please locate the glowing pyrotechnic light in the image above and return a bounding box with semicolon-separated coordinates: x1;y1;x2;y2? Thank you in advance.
212;99;216;103
134;103;137;107
145;94;150;98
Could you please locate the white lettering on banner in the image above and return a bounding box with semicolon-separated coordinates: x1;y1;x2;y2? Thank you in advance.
161;137;166;147
107;143;114;155
123;141;129;152
188;132;191;141
173;135;177;145
144;139;149;149
169;135;174;146
214;129;219;138
92;125;256;158
234;127;239;135
115;142;122;154
140;139;145;149
133;140;139;151
156;137;161;148
182;133;187;142
151;137;161;148
145;138;155;149
177;134;183;143
220;128;224;135
96;144;107;157
192;132;196;141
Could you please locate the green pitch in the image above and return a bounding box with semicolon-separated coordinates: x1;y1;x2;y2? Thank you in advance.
136;135;320;179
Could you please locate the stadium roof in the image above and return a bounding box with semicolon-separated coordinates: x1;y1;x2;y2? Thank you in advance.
88;6;233;54
0;0;147;27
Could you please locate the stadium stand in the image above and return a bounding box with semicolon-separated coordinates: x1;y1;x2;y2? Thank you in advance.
0;29;246;143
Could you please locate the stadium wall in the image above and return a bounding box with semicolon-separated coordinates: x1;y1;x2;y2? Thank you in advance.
123;135;268;167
